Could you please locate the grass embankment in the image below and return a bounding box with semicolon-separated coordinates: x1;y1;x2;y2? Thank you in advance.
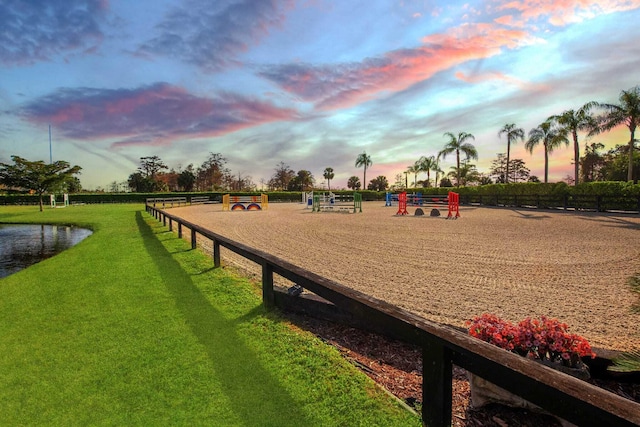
0;205;418;426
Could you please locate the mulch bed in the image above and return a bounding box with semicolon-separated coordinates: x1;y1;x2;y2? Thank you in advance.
286;313;640;427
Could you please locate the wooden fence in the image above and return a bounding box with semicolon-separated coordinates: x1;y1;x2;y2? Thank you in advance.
145;197;188;208
145;203;640;427
460;194;640;213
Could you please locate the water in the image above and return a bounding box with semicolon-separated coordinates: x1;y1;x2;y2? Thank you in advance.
0;224;93;279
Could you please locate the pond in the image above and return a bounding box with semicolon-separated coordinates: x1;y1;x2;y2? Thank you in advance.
0;224;93;279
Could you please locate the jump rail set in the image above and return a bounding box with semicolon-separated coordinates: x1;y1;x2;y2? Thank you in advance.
49;194;69;208
311;192;362;213
145;203;639;427
392;191;460;218
222;194;269;211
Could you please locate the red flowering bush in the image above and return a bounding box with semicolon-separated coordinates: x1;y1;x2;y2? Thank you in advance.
467;313;596;368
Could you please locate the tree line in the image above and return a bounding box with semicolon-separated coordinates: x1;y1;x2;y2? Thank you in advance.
399;85;639;188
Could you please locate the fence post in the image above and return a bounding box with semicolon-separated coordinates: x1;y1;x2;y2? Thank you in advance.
262;262;275;309
191;228;197;250
169;217;173;231
422;340;452;427
162;213;167;227
178;223;182;239
213;239;221;268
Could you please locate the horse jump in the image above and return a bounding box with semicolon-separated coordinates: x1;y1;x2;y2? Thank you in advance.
222;194;269;211
50;194;69;208
396;191;460;218
312;192;362;213
302;191;314;208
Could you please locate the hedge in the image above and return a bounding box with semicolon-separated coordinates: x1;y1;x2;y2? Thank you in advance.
1;182;639;212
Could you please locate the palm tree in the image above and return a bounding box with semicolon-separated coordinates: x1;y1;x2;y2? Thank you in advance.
525;119;569;183
438;132;478;187
498;123;525;184
447;161;480;187
433;160;444;188
417;155;436;187
355;152;372;189
347;175;361;190
549;104;597;185
323;167;335;191
592;86;640;182
406;163;420;188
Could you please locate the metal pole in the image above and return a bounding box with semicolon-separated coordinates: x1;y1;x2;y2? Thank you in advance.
49;124;52;164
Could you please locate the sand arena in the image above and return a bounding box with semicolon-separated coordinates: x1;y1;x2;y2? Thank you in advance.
170;201;640;352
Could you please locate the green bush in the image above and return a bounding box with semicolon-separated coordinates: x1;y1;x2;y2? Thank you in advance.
2;182;639;210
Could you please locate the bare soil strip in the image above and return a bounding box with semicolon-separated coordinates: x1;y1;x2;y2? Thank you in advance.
171;202;640;351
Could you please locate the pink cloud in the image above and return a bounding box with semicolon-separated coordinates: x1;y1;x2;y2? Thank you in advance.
261;23;538;111
22;83;299;147
494;14;523;27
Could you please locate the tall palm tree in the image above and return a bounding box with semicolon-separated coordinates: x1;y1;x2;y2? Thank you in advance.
323;167;334;191
592;86;640;182
355;152;372;189
498;123;525;184
417;155;436;187
549;104;597;185
525;119;569;183
433;160;443;188
438;132;477;187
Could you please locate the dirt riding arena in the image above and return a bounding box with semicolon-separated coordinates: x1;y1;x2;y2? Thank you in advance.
170;201;640;352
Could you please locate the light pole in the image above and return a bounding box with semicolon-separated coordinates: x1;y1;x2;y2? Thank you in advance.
49;124;52;164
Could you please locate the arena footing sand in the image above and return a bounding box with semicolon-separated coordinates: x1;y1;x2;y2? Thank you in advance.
170;202;640;351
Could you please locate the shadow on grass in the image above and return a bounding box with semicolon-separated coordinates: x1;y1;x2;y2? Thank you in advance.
135;212;311;426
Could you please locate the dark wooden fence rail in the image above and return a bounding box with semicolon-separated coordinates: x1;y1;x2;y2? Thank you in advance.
146;197;188;208
460;194;640;213
145;204;640;427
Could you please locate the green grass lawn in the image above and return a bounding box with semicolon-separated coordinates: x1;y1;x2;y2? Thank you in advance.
0;204;419;426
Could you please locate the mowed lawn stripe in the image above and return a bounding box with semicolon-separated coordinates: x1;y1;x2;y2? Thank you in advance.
0;205;418;426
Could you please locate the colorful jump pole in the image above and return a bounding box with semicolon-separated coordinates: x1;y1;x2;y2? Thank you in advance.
447;191;460;219
396;192;408;215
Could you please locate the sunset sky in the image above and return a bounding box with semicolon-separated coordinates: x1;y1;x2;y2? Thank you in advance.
2;0;639;190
